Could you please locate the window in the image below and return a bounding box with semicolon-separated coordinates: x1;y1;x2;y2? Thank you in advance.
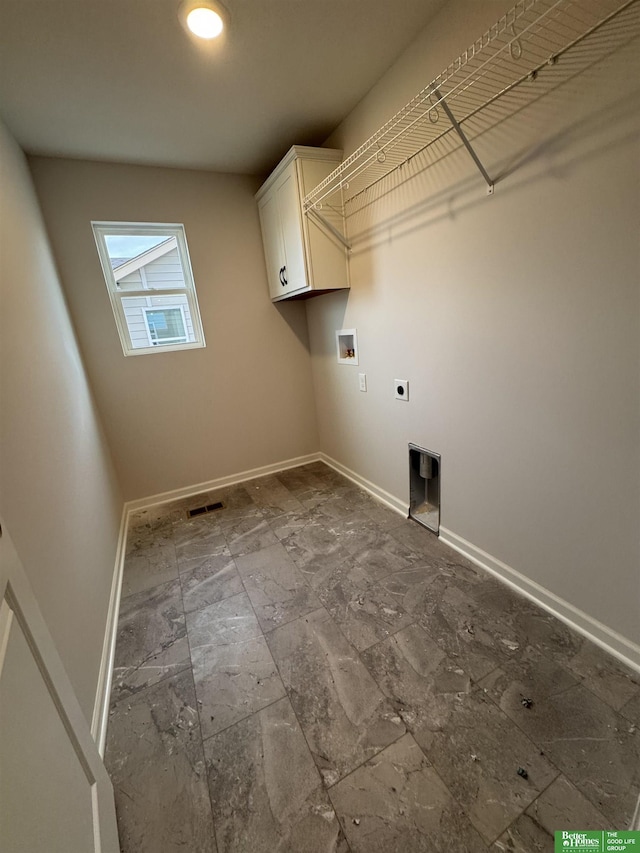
145;307;188;346
92;222;205;356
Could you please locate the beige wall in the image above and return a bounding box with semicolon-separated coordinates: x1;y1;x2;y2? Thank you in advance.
0;119;123;721
29;158;319;502
307;2;640;646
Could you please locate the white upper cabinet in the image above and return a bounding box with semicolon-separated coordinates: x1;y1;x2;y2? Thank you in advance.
256;146;350;302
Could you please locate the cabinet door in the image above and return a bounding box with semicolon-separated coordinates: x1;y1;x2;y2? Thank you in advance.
275;163;307;295
257;191;286;300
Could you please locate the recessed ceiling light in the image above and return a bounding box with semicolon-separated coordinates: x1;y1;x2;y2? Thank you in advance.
187;6;223;39
179;1;227;40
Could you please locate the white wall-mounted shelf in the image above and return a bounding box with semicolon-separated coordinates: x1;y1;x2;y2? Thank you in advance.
303;0;640;218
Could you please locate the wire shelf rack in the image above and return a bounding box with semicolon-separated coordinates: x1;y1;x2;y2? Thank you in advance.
303;0;640;217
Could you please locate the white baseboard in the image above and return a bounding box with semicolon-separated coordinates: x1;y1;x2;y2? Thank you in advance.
125;452;322;514
440;526;640;674
91;503;129;756
319;453;408;517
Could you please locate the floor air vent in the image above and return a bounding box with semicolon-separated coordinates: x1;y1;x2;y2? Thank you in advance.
187;501;224;518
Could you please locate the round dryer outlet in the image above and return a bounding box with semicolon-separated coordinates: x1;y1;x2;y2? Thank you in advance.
395;379;409;401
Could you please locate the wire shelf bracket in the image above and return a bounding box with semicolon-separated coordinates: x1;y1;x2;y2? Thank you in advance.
432;87;494;195
307;206;352;251
302;0;640;219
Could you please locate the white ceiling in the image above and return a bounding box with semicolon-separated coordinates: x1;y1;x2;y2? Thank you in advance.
0;0;445;176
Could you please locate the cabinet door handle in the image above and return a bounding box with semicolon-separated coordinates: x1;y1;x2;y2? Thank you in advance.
282;266;287;286
279;266;285;286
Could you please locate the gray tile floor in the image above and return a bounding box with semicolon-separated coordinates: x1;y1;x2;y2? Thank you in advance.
104;462;640;852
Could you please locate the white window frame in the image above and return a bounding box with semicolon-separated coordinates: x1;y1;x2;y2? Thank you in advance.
92;221;206;357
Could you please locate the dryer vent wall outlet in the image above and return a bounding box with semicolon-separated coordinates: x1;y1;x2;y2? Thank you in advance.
395;379;409;401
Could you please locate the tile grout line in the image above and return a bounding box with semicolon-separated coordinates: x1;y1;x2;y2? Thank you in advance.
110;535;191;709
199;694;288;746
231;478;398;849
474;644;633;827
487;770;565;848
244;557;415;811
221;545;357;849
327;588;564;845
180;486;289;850
109;659;193;711
267;504;422;655
339;614;500;846
174;513;226;853
260;619;358;853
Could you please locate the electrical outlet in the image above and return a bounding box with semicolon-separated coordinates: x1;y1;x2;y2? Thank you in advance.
358;373;367;392
395;379;409;401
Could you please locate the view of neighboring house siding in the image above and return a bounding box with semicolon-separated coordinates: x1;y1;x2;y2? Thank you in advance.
115;269;143;288
141;247;185;288
115;245;195;348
